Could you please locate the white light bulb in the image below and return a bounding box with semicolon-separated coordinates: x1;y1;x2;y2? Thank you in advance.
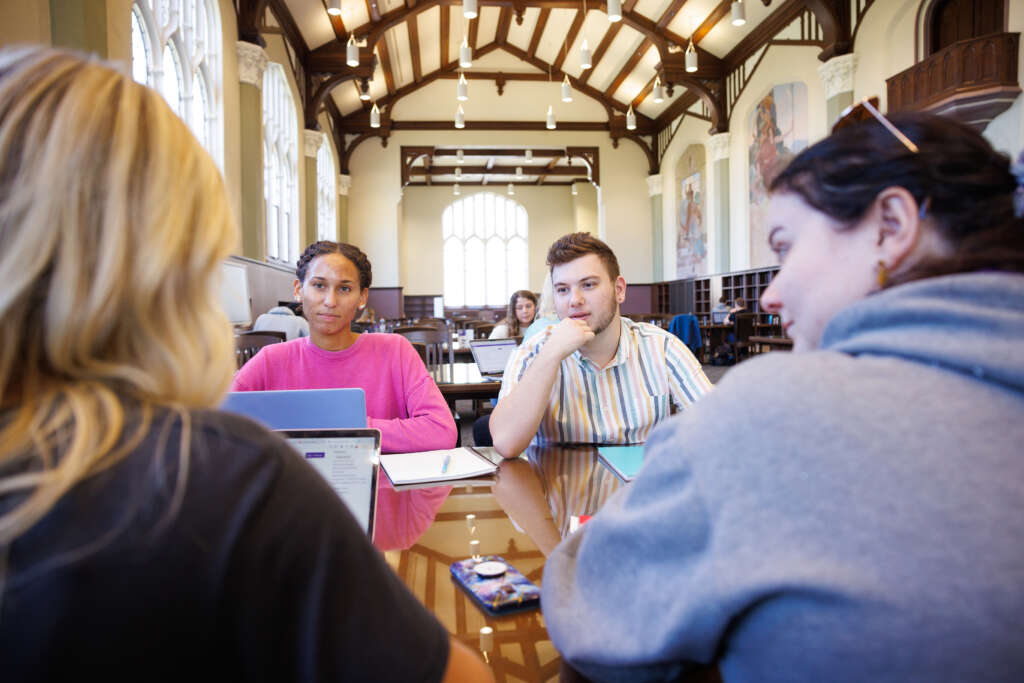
546;105;556;130
653;77;665;103
327;0;342;16
685;44;698;73
455;104;465;129
453;183;461;195
606;0;621;22
346;35;359;67
507;183;515;195
370;103;380;128
459;38;472;68
561;76;573;103
626;105;636;130
456;73;468;101
731;0;746;27
580;39;592;70
463;0;477;20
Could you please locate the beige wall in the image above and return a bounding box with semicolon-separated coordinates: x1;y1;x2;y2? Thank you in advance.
0;1;51;46
400;184;582;296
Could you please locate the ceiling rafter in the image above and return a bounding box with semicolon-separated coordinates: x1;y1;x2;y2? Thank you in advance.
553;10;584;72
365;0;382;22
604;38;650;99
527;8;552;55
440;4;450;67
578;23;620;84
496;6;513;44
376;34;397;94
469;15;480;48
408;13;423;81
500;41;653;126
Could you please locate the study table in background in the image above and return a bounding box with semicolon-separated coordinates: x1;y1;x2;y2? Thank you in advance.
375;445;722;683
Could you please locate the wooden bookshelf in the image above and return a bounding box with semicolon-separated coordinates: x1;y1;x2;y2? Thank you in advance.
720;266;779;324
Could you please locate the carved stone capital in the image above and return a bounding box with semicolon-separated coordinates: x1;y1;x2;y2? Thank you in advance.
237;41;268;87
707;133;731;162
338;174;352;196
304;130;325;157
818;54;857;99
646;174;663;197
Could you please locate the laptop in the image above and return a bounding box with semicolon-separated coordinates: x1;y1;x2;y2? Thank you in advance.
469;338;518;379
221;388;367;429
278;428;380;537
711;309;730;324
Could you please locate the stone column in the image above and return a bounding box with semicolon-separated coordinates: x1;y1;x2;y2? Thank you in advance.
646;174;663;282
337;174;351;243
707;132;731;275
818;54;857;129
304;129;324;246
237;41;267;259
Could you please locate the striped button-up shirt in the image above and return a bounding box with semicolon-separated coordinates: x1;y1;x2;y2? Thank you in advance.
498;317;712;446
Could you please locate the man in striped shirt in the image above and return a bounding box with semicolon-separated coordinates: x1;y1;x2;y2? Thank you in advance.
491;233;712;458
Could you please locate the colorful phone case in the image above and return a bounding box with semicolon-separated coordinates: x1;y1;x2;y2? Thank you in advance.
450;555;541;616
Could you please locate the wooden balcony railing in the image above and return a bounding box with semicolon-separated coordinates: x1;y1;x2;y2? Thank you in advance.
886;32;1020;130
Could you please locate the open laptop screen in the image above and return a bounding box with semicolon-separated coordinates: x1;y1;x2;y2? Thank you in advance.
712;310;730;324
278;428;380;537
469;338;518;376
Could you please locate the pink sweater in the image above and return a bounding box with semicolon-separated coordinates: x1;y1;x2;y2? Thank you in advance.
231;334;456;551
232;334;457;453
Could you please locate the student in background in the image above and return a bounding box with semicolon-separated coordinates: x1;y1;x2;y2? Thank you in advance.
252;304;310;340
542;111;1024;682
489;289;537;339
725;296;747;324
0;47;490;682
711;294;730;314
522;272;559;341
490;233;711;457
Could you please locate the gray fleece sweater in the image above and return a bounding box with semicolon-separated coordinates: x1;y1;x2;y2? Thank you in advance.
542;272;1024;682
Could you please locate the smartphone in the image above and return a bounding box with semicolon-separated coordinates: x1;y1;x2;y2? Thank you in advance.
450;555;541;616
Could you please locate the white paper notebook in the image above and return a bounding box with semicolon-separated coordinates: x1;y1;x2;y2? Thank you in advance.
379;447;498;486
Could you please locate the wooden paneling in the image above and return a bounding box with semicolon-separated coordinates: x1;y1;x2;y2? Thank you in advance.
367;286;404;319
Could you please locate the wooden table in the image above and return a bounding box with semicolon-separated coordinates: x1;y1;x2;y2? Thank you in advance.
377;445;720;682
430;362;502;402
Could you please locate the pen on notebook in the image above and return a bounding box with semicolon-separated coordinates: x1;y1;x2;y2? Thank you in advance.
441;453;452;474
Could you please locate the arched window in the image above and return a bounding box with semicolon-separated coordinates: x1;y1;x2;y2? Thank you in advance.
263;63;300;265
130;0;223;167
316;135;338;242
442;193;528;307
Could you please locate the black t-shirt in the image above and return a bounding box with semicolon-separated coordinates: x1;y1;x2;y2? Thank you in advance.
1;409;449;682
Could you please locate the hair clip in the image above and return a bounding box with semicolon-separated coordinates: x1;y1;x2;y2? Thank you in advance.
835;96;919;154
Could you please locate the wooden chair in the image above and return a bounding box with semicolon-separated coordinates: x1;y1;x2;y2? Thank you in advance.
408;341;428;366
235;332;284;368
732;313;756;362
393;326;454;366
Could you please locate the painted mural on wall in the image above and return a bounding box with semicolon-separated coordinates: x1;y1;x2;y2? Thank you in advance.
676;171;707;277
748;82;808;267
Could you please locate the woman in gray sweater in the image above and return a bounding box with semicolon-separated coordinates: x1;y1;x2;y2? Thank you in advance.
542;110;1024;682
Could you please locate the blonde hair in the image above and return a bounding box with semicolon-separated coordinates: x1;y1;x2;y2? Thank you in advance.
0;48;238;551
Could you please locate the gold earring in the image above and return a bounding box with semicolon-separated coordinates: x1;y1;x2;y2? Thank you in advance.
877;260;888;288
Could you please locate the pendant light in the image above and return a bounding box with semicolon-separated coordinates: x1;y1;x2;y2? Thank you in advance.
507;183;515;196
459;37;472;68
731;0;746;26
685;42;698;72
546;105;556;130
463;0;477;20
457;149;464;164
626;105;636;130
525;149;533;163
606;0;621;23
652;77;665;103
453;183;461;196
561;76;573;103
516;166;523;178
580;39;593;69
327;0;342;16
455;104;465;129
370;103;380;128
346;35;359;67
571;184;578;195
455;167;463;179
456;73;468;101
359;80;371;101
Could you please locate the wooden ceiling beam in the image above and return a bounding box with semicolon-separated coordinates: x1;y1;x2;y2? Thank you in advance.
408;15;423;81
469;15;480;48
376;35;397;94
553;9;584;72
579;23;620;84
603;37;650;99
417;164;583;175
496;6;512;44
440;4;450;66
527;8;551;56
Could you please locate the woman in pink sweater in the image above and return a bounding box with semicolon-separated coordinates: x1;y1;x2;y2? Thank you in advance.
232;241;457;548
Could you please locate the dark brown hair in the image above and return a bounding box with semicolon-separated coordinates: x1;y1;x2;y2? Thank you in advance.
546;232;620;281
770;111;1024;285
501;289;538;337
296;241;373;290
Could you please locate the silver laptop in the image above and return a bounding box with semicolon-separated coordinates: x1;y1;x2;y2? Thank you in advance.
278;428;381;537
468;338;518;379
712;309;730;324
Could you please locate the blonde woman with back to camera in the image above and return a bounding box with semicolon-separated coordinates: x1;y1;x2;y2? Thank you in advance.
0;47;491;683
